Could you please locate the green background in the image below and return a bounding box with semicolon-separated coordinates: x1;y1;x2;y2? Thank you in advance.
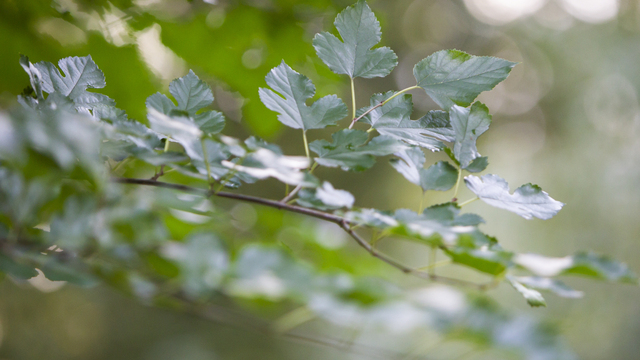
1;0;639;359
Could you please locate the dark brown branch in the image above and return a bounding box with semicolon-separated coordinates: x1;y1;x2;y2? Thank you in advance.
112;177;492;290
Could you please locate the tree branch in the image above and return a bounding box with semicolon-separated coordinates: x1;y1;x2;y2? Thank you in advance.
112;177;492;290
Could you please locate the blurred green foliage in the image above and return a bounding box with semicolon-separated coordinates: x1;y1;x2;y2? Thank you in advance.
2;0;640;359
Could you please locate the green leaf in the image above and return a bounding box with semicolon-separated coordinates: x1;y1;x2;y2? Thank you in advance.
34;55;115;113
451;102;491;169
19;55;44;102
507;275;547;307
465;174;564;220
222;148;311;186
147;108;204;158
162;233;229;298
259;61;347;130
296;181;355;210
146;70;225;135
0;253;38;280
312;0;397;79
445;243;512;275
390;147;458;191
391;206;484;246
509;276;584;298
169;70;215;115
361;92;453;151
413;50;516;109
310;130;406;171
514;252;638;283
465;156;488;173
227;245;313;300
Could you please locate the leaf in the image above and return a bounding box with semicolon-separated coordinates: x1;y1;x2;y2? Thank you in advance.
514;252;638;283
162;233;229;298
312;0;397;79
227;245;313;300
296;182;355;210
310;130;406;171
451;102;491;169
19;55;44;102
361;92;453;151
464;174;564;220
390;147;458;192
445;242;512;276
146;70;225;135
222;148;311;186
147;108;203;158
465;156;488;173
507;276;547;307
34;55;115;113
391;206;483;246
510;276;584;299
0;254;38;280
258;61;348;130
413;50;516;110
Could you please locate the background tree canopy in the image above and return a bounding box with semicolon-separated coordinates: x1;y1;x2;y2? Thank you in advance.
1;0;640;359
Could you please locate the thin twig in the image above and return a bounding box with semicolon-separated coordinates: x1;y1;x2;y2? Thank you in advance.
112;177;493;290
150;165;165;181
348;85;420;129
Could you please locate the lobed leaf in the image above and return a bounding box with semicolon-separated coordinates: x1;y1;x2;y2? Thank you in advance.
510;276;584;299
259;61;348;130
390;147;458;191
33;55;115;114
450;102;491;169
514;252;638;283
146;70;225;135
413;50;516;110
361;92;453;151
310;129;406;171
297;182;355;210
222;148;311;186
507;276;547;307
312;0;397;79
465;174;564;220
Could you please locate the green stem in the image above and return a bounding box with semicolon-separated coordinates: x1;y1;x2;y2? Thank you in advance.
452;167;462;200
302;130;310;159
349;85;420;129
273;306;316;333
458;197;479;207
350;77;357;121
416;259;451;272
112;157;131;173
164;137;171;152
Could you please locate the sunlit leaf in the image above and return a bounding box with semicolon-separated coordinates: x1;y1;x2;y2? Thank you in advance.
507;275;547;307
222;148;311;185
413;50;516;109
297;181;355;210
510;276;584;299
259;61;347;130
313;0;397;79
34;55;115;113
465;174;564;220
514;252;638;283
451;102;491;169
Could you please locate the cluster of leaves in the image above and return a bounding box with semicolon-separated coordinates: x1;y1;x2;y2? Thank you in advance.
0;1;636;358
